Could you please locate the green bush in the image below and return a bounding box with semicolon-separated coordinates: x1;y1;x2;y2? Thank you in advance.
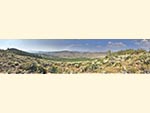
49;66;58;73
37;66;47;74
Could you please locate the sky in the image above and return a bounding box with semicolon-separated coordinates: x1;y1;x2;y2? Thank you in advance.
0;39;150;52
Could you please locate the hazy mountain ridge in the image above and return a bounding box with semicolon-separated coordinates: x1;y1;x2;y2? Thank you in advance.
6;48;42;58
37;50;107;59
4;48;107;59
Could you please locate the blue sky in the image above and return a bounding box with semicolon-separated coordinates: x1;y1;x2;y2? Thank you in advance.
0;39;150;52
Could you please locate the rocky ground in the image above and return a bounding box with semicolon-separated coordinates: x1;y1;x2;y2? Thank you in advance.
0;49;150;74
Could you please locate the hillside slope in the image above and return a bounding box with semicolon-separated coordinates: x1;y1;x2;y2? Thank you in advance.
0;49;150;74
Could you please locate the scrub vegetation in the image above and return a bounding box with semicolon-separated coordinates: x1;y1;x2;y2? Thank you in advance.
0;48;150;74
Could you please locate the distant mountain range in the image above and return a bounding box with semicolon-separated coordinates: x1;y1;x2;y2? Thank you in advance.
4;48;107;59
35;50;107;59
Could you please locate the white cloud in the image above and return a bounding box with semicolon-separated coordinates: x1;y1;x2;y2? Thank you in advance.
108;41;112;44
107;41;126;48
135;39;150;50
102;41;127;51
95;42;127;52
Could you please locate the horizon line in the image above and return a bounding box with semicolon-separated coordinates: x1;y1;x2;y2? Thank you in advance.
0;47;149;53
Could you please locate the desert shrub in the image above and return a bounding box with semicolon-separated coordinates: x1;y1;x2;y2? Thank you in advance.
14;62;19;66
135;49;146;54
7;70;12;74
91;64;98;70
37;66;47;74
125;56;131;60
144;58;150;65
115;49;135;55
24;63;38;73
127;67;137;73
16;70;22;74
49;66;58;73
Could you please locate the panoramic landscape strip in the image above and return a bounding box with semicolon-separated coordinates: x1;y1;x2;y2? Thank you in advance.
0;39;150;74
